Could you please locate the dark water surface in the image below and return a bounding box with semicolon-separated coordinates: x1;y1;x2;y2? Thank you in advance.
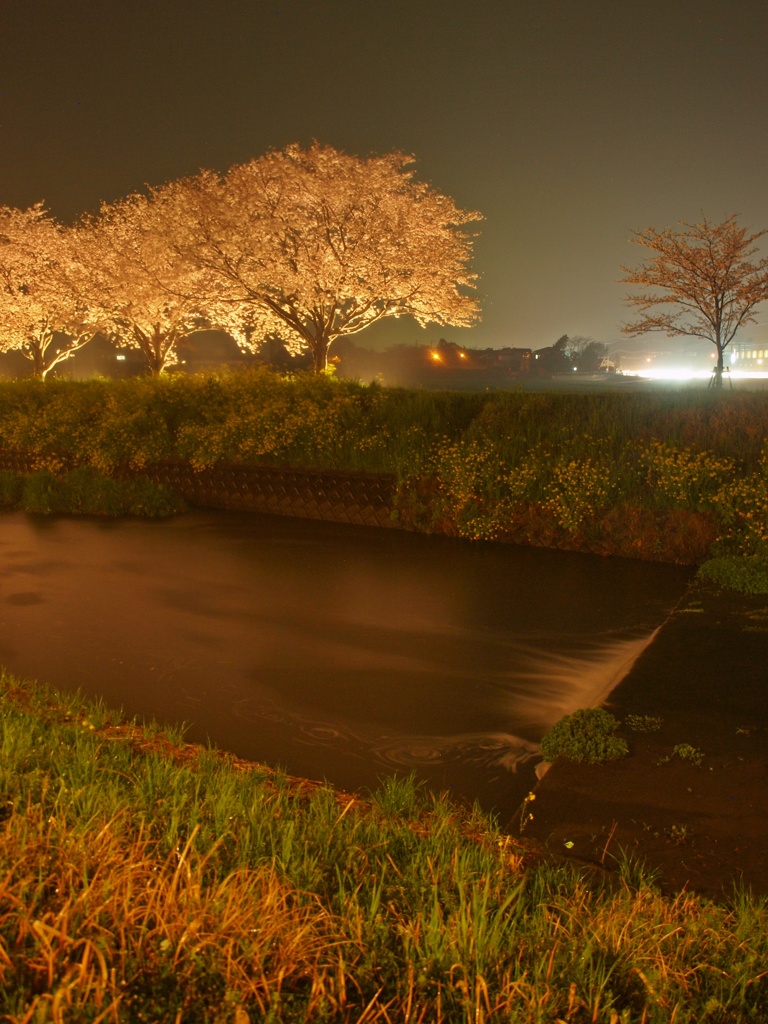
0;511;691;822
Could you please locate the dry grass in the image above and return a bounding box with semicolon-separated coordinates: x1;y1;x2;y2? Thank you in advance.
1;669;767;1022
1;810;343;1022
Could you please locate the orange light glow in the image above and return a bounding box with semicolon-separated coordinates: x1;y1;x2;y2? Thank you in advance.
430;351;442;362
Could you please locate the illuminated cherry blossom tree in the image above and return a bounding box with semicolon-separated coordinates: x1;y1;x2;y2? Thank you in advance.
150;143;482;371
77;193;212;375
0;204;101;378
621;215;768;387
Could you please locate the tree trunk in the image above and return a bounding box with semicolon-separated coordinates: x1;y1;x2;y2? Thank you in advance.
312;335;330;373
27;341;46;379
711;343;725;389
140;325;170;375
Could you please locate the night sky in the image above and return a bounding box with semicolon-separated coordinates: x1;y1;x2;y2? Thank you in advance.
3;0;768;352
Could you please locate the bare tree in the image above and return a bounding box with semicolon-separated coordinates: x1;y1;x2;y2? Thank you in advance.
621;215;768;386
0;204;101;378
149;143;482;371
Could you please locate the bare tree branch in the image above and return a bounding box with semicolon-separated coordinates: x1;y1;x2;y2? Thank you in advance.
621;215;768;386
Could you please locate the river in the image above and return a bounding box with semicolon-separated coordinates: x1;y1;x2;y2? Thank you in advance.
0;510;691;823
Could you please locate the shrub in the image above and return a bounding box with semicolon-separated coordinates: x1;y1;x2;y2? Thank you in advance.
697;555;768;595
540;707;629;764
710;445;768;557
430;438;511;539
636;439;735;510
542;453;616;533
17;468;184;518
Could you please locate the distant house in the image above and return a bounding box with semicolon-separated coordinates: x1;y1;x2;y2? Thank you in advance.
472;347;532;373
729;340;768;371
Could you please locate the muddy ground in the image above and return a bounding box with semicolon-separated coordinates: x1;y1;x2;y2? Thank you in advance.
523;580;768;899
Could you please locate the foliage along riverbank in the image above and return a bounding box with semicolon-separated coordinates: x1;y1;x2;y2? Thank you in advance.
0;370;767;576
0;465;184;518
1;668;767;1023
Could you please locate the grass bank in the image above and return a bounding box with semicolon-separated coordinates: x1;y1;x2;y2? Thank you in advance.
1;670;766;1022
0;467;184;518
0;370;767;570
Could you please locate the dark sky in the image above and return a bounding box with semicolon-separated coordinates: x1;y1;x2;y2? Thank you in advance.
3;0;768;351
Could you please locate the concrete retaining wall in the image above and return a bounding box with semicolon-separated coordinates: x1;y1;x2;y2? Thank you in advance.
0;449;399;529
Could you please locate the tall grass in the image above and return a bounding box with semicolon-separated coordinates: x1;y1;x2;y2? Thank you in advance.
1;669;766;1021
1;371;767;563
2;372;767;475
0;467;184;517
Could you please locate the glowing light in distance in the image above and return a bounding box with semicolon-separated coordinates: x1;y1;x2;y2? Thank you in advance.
630;367;714;380
626;367;768;381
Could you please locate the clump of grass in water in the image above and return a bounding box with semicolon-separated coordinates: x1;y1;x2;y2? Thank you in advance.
657;743;706;767
624;713;663;732
0;668;767;1022
370;771;429;816
540;707;629;763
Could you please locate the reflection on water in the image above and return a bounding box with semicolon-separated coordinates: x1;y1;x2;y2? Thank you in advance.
0;510;690;822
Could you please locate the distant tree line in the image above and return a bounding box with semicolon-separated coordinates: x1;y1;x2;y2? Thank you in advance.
530;335;611;375
330;335;611;386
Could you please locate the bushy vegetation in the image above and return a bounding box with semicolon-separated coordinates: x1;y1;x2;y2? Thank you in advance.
540;708;629;764
0;371;767;564
0;466;184;517
1;669;767;1022
697;555;768;594
0;470;24;508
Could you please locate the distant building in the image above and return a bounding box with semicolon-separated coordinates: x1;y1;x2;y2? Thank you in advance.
471;346;532;372
333;338;533;388
608;337;714;375
729;340;768;371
